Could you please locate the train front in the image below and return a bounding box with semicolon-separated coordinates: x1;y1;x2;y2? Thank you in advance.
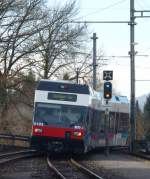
31;80;90;154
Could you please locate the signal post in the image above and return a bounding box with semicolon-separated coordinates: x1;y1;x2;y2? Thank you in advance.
103;71;113;156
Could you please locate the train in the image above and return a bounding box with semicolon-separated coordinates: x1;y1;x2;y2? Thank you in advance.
31;79;129;154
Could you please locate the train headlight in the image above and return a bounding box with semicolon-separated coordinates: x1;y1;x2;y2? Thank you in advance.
34;128;43;133
73;131;82;137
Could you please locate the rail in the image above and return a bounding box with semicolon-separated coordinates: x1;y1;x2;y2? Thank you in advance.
47;156;104;179
0;149;38;165
0;133;30;142
71;158;104;179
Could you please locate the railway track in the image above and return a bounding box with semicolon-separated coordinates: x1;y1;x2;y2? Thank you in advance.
47;156;104;179
0;149;38;165
132;151;150;160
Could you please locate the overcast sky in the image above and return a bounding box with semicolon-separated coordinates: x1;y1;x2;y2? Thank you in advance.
48;0;150;98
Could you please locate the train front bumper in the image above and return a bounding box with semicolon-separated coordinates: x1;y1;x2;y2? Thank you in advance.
30;135;84;153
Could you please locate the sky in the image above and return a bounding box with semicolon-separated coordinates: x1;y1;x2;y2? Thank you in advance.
48;0;150;99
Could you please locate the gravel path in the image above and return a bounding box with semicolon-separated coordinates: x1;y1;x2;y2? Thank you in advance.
0;157;54;179
0;145;28;154
81;151;150;179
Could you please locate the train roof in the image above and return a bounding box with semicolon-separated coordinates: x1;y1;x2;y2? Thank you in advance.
111;95;129;104
36;79;90;95
98;92;129;113
98;92;129;104
39;79;75;84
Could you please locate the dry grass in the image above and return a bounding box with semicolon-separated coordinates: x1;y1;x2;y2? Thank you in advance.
0;103;33;136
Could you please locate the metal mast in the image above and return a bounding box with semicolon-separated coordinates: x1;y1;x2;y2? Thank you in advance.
129;0;150;152
91;33;98;90
129;0;136;152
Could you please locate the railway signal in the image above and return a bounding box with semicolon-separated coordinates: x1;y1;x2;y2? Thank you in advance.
103;71;113;156
103;70;113;81
104;81;112;99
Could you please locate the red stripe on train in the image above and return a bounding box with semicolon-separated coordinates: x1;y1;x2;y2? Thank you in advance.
32;126;84;140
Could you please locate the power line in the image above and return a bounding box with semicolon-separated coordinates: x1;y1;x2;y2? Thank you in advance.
136;0;146;9
77;0;128;20
70;20;129;24
99;55;149;58
138;0;150;9
136;80;150;81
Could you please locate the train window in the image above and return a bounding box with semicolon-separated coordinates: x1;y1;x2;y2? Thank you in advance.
101;112;105;130
94;110;101;132
96;111;101;132
34;103;87;127
35;103;61;124
91;109;97;131
109;113;114;129
85;109;91;127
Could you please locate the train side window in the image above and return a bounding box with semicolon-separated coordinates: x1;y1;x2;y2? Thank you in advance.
85;110;89;126
86;109;93;130
109;112;115;130
96;110;101;132
101;112;105;130
91;109;97;131
94;110;101;132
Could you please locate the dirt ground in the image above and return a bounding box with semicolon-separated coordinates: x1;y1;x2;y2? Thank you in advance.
81;151;150;179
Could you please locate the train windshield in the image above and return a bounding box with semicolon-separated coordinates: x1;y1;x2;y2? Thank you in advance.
34;103;87;127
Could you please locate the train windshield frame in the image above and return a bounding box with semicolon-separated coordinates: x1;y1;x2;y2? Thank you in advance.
34;102;88;128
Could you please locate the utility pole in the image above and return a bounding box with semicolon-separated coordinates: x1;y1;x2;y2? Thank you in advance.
129;0;136;153
91;33;98;90
76;68;79;84
129;0;150;153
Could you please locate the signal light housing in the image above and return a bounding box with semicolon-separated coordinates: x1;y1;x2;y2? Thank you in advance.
104;81;112;99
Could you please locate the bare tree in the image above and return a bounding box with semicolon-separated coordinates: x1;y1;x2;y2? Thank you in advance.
34;1;88;79
55;50;107;89
0;0;49;111
56;52;93;81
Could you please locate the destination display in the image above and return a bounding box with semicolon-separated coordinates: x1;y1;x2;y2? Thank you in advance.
48;92;77;102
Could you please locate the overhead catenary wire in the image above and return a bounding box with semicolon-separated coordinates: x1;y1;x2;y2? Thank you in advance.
69;20;129;24
77;0;128;20
136;80;150;82
136;0;146;9
136;0;150;10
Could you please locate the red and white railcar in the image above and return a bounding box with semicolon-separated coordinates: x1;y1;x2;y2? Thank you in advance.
31;79;129;153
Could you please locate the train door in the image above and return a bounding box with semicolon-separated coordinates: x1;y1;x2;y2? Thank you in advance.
84;108;93;150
